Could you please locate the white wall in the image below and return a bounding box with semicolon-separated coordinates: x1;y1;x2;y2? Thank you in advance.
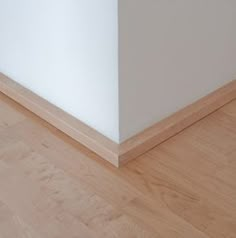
119;0;236;142
1;0;236;144
0;0;119;142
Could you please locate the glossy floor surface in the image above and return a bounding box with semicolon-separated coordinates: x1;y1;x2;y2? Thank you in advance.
0;92;236;238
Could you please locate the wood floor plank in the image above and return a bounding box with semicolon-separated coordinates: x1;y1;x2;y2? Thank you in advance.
0;95;236;237
0;141;155;238
0;199;41;238
119;153;236;238
0;120;206;237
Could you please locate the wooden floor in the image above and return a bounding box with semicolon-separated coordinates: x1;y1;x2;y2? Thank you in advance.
0;92;236;238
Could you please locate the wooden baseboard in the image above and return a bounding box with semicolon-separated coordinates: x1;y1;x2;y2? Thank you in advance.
119;80;236;165
1;72;236;167
0;73;119;167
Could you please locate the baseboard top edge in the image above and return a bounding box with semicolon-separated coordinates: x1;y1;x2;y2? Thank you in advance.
1;72;235;167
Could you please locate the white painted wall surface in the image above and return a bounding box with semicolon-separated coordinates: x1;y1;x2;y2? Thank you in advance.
0;0;119;142
119;0;236;142
1;0;236;143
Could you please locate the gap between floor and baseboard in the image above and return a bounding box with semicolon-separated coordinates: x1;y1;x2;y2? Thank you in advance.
0;72;236;167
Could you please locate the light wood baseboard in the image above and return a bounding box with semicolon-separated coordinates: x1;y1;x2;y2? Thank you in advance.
119;80;236;165
0;73;119;167
1;72;236;167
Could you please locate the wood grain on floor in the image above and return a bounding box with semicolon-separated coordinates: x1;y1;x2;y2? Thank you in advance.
0;92;236;238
